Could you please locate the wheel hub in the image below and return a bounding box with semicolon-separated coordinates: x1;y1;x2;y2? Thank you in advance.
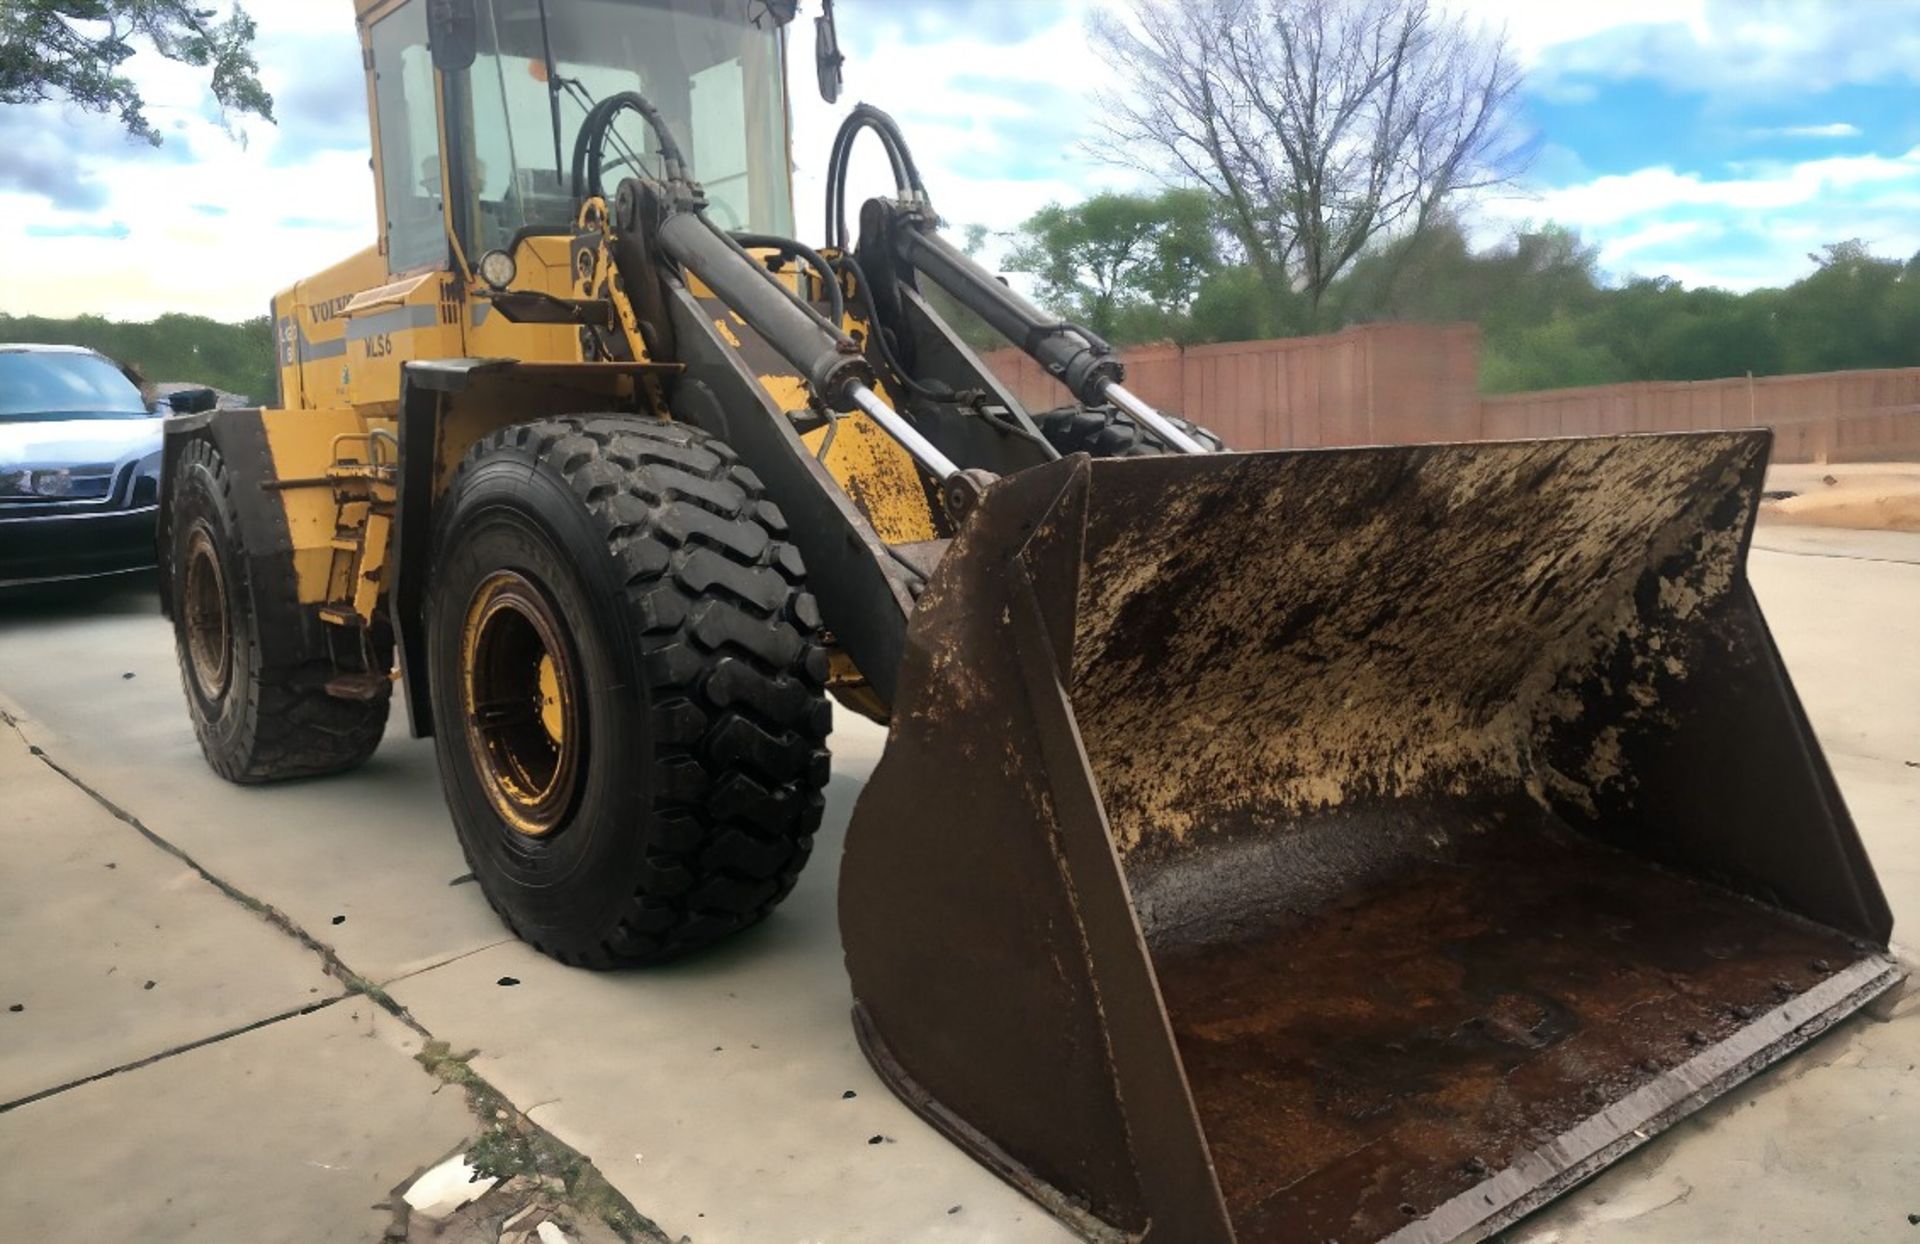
182;525;232;702
460;570;584;837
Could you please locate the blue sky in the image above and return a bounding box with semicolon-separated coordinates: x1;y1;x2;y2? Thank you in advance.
1485;0;1920;288
0;0;1916;319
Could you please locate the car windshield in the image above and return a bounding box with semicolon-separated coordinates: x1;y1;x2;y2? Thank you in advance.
0;352;149;420
457;0;793;252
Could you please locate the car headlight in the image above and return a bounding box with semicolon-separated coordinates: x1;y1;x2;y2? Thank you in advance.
32;469;74;497
0;468;72;497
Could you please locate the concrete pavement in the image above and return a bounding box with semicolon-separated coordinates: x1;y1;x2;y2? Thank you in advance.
0;706;478;1241
1;524;1916;1242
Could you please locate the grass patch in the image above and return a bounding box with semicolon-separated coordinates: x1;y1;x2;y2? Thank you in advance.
340;972;401;1015
413;1041;660;1242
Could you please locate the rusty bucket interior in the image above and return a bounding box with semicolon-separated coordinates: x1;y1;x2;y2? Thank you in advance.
841;431;1898;1244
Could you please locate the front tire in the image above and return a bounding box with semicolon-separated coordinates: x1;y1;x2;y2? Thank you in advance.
427;416;830;967
168;438;390;782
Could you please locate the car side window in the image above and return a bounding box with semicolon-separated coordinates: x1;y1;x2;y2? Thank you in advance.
370;2;446;274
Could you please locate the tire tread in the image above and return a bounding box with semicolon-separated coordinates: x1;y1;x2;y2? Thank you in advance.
172;439;389;785
442;416;829;967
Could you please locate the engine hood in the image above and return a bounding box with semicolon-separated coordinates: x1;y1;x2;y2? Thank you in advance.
0;416;163;469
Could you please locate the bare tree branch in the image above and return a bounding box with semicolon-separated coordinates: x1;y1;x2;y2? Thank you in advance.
1090;0;1529;313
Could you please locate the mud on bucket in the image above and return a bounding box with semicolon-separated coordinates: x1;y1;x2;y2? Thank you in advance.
840;431;1896;1244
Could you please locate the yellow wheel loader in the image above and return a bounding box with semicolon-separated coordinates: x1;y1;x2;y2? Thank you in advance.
158;2;1898;1240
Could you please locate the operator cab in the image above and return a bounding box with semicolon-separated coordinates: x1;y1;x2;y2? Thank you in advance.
363;0;799;279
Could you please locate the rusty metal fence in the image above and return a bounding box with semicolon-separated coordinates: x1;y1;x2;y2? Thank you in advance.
980;326;1920;463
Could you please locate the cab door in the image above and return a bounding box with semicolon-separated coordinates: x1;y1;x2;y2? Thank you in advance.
347;0;465;408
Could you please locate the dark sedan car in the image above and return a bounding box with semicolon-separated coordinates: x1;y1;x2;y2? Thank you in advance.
0;344;182;586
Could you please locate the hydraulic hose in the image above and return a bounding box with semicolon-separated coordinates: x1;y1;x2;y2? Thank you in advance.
825;103;927;253
572;90;688;201
830;106;1209;454
731;232;846;328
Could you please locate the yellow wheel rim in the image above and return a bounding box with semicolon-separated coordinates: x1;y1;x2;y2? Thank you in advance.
182;525;232;701
537;654;565;744
460;570;584;838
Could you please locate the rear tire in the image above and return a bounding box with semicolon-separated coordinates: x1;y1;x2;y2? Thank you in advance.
168;439;391;783
427;416;831;967
1034;405;1226;457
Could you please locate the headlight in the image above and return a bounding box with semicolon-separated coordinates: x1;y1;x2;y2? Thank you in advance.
0;468;72;497
479;249;517;291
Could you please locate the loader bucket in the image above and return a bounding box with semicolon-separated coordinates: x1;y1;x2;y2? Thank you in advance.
840;431;1898;1244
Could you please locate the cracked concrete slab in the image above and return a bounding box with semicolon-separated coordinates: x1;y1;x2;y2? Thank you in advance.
0;726;340;1105
0;1001;475;1242
389;724;1065;1243
0;584;507;983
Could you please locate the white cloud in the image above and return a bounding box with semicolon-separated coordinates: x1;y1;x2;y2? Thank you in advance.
1459;0;1710;65
1479;147;1920;287
1752;122;1863;139
1489;147;1920;228
1603;219;1711;258
1526;0;1920;97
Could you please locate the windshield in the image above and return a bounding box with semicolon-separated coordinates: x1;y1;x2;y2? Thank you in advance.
0;352;148;421
458;0;793;253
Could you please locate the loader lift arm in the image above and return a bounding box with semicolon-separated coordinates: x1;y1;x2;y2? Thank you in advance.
826;104;1210;455
580;91;996;522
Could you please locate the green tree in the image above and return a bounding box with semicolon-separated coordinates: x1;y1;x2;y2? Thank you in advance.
0;1;272;145
1479;316;1627;393
1328;219;1605;335
1771;240;1920;373
1186;265;1311;342
0;311;275;400
1002;188;1220;341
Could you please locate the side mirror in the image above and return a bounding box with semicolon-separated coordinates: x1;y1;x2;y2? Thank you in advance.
427;0;477;73
165;388;219;415
816;0;845;104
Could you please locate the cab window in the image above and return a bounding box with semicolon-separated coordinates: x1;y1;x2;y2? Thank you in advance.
370;2;448;274
453;0;794;259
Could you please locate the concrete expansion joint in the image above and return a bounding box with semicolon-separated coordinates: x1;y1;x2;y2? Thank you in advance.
0;714;663;1240
1755;546;1920;568
0;997;344;1114
1;713;427;1044
3;710;430;1036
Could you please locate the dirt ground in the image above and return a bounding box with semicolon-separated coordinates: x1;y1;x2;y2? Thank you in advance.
1760;461;1920;531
